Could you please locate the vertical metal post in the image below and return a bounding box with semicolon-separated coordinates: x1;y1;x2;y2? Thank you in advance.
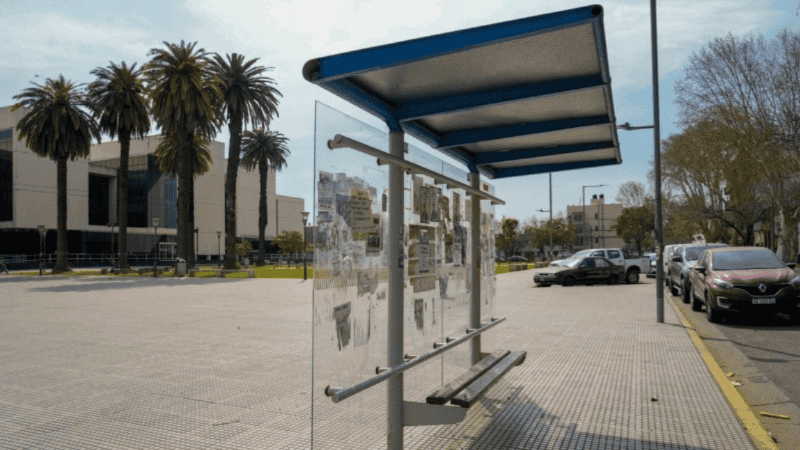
469;172;481;365
387;130;405;450
549;173;553;258
652;0;664;323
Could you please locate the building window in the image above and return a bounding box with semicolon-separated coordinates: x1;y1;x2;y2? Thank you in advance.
88;174;111;225
595;238;599;244
594;213;598;219
0;129;12;222
595;226;599;231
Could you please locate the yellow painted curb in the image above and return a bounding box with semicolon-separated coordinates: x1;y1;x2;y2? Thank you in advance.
671;302;778;450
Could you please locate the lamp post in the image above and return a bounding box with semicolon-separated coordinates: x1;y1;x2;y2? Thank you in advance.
194;228;199;268
37;225;45;276
301;211;309;281
217;231;221;270
582;185;606;249
612;0;663;324
536;209;552;261
108;221;117;272
152;218;159;278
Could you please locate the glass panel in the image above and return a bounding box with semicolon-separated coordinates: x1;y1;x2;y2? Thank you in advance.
311;102;496;448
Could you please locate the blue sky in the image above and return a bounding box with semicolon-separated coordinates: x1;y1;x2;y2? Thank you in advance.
1;0;797;224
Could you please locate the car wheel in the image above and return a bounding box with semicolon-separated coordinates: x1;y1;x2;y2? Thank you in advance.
607;274;619;285
682;280;691;304
691;288;703;311
669;277;679;296
536;284;551;288
562;276;575;287
625;269;639;284
705;292;721;323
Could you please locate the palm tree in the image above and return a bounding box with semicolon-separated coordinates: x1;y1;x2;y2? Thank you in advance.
144;41;220;267
153;133;213;176
87;61;151;270
240;129;289;265
11;75;101;273
211;53;281;269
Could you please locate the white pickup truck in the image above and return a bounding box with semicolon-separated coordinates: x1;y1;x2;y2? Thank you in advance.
551;248;648;284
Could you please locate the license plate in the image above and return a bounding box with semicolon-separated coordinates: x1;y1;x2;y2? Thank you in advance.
752;297;775;305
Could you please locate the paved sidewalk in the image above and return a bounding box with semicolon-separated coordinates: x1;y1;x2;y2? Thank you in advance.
0;271;755;449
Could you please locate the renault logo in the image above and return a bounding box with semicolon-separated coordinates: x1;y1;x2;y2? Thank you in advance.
758;283;767;293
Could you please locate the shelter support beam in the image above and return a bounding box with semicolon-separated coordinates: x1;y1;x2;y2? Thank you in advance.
387;130;405;450
469;172;481;365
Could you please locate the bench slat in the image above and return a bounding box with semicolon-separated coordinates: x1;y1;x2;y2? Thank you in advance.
426;349;510;405
451;351;527;408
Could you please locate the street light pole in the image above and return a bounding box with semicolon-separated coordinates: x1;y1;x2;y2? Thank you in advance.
582;184;606;249
152;218;159;278
37;225;45;276
301;211;309;281
217;231;221;270
536;208;552;261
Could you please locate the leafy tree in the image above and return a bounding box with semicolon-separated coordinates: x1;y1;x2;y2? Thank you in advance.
12;75;101;273
615;181;647;208
675;30;800;255
240;129;289;266
145;41;220;268
211;53;281;269
274;230;309;254
495;217;522;257
87;61;151;270
613;205;655;256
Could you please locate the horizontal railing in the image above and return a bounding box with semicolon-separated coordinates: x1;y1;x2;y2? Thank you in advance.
324;317;506;403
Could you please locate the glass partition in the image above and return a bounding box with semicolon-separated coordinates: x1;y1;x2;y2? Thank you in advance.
311;102;496;448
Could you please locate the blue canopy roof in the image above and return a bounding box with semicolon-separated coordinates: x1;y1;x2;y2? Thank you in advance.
303;4;621;179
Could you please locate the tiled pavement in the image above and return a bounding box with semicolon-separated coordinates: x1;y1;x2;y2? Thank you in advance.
0;271;755;449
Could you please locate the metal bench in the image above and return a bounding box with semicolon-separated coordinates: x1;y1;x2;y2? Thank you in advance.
427;349;526;408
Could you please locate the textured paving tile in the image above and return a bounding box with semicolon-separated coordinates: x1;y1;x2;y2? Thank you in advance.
0;274;757;449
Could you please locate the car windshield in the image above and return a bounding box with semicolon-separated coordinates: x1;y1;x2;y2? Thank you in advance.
562;257;583;268
571;250;592;258
712;250;785;270
684;245;725;261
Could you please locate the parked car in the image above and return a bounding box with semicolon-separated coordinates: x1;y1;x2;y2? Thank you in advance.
643;253;657;278
533;256;624;287
668;243;729;303
688;247;800;323
662;244;686;284
507;256;527;263
552;248;647;284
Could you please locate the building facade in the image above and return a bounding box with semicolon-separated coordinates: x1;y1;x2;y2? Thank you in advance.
566;194;626;251
0;105;305;260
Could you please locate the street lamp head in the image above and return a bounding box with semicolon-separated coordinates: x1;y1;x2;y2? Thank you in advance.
217;231;221;238
617;122;631;130
152;218;159;228
301;211;309;225
37;224;45;232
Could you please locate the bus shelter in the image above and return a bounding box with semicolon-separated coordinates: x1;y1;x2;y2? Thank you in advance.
303;5;620;449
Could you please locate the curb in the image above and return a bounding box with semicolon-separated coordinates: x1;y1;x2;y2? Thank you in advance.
671;301;778;450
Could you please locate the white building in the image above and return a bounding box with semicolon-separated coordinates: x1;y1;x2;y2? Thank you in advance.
0;105;304;260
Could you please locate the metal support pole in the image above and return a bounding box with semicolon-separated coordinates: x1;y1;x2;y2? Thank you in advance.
387;130;405;450
469;172;481;365
652;0;664;323
549;173;553;258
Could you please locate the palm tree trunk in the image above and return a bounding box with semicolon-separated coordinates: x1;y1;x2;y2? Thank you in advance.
118;132;130;270
54;155;69;273
188;158;195;268
257;159;268;265
224;119;243;269
177;133;190;265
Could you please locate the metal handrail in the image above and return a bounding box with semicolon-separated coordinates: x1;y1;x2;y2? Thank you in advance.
324;317;506;403
328;134;505;206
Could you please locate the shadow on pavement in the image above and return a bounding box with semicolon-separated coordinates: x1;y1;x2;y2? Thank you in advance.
21;276;254;292
459;389;716;450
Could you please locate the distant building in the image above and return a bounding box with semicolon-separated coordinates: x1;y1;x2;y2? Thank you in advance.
566;194;626;251
0;105;304;259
